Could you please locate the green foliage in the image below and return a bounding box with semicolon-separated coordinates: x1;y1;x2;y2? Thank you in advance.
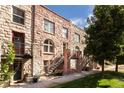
84;5;124;65
6;42;15;65
1;42;15;81
98;79;124;88
53;71;124;88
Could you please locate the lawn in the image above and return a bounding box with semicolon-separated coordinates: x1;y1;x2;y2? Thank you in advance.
53;71;124;88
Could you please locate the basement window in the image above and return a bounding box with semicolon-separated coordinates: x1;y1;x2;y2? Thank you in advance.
13;6;25;25
70;59;77;69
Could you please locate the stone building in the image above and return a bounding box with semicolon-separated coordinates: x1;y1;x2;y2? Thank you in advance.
0;5;32;81
0;5;88;82
32;6;86;76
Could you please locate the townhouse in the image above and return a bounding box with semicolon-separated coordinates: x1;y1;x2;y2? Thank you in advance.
0;5;90;82
0;5;32;81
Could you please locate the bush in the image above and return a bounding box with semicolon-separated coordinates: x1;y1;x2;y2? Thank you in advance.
1;42;15;81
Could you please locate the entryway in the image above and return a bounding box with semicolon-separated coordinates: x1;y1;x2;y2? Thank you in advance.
43;60;49;74
13;61;23;81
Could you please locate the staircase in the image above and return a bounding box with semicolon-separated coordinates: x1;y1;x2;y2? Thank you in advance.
79;55;93;71
45;50;75;76
46;55;64;75
45;50;93;75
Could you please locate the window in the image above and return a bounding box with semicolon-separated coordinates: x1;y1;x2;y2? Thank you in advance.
62;27;68;38
74;33;80;43
70;59;77;69
43;39;54;53
13;6;25;24
12;31;25;55
44;19;55;33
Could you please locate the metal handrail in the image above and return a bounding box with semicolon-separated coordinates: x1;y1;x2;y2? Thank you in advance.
49;51;62;65
49;56;64;69
13;42;25;55
79;55;93;70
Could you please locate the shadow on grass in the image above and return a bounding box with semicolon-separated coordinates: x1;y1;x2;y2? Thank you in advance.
52;71;124;88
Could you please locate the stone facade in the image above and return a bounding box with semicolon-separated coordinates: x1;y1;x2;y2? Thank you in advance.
70;24;86;55
33;6;86;75
0;5;86;80
0;5;32;80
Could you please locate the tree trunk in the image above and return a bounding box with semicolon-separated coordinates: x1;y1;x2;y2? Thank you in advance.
115;61;118;72
101;60;104;72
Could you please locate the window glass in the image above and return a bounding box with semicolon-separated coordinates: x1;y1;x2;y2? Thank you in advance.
44;19;55;33
43;39;54;53
74;33;80;43
62;27;68;38
13;6;25;24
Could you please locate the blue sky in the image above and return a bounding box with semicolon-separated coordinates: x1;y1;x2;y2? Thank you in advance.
46;5;94;29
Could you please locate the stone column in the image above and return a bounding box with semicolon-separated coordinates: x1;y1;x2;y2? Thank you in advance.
63;49;70;75
77;51;82;72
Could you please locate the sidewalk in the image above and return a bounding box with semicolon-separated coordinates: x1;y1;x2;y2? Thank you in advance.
8;70;99;88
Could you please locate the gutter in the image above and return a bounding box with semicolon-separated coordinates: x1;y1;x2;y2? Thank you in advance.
31;5;35;76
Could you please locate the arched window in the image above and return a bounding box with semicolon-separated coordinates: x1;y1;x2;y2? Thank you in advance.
43;39;54;53
75;46;80;51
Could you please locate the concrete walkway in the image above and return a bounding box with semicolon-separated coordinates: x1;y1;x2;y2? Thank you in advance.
8;70;99;88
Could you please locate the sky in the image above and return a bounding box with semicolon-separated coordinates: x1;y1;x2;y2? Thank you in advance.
46;5;94;29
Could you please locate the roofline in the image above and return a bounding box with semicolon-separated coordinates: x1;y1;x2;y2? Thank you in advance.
71;22;84;31
40;5;70;22
40;5;84;31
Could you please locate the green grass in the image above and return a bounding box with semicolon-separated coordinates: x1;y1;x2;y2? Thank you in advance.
53;71;124;88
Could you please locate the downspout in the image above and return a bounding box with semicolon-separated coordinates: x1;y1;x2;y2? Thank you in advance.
31;5;35;76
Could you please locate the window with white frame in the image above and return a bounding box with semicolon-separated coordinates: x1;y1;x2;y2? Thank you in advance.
44;39;54;53
74;33;80;43
70;59;77;69
62;27;68;38
44;19;55;33
13;6;25;24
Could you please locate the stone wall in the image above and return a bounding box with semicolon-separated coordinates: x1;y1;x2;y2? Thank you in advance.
0;5;32;77
70;24;86;55
33;5;86;75
0;5;86;77
33;5;72;75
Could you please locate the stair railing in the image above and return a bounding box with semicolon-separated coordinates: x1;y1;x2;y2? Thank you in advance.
79;55;93;70
47;56;64;75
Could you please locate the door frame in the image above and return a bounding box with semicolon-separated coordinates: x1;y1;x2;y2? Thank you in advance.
12;60;24;82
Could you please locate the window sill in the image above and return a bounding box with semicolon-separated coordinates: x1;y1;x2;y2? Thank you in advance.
44;31;55;35
43;52;54;55
11;21;25;27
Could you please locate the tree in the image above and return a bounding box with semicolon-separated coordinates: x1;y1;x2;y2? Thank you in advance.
1;42;15;82
84;5;124;72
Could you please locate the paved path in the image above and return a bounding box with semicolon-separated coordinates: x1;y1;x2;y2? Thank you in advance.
104;65;124;71
8;70;99;88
